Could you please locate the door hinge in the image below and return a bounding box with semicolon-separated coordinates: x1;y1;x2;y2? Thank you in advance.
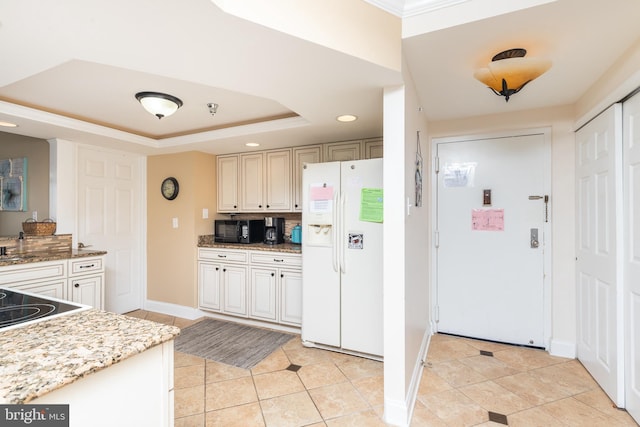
434;230;440;248
435;156;440;174
434;305;440;322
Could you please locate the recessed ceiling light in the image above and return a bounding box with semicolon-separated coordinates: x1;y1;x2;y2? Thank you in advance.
246;142;260;147
337;114;357;122
0;121;18;128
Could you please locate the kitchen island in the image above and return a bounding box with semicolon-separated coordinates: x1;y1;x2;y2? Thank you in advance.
0;308;179;426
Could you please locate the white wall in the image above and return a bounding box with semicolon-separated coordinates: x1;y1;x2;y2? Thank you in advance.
382;56;431;427
428;105;577;356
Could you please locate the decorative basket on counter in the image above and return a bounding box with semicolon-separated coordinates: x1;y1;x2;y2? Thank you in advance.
22;218;57;236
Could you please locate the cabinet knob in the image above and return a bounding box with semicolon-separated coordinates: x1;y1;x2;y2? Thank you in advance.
259;205;262;208
295;204;298;208
271;272;275;277
215;267;219;271
74;283;79;288
266;205;270;208
234;205;237;208
281;274;284;278
223;268;226;272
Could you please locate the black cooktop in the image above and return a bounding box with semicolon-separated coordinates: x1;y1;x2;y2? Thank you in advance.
0;288;84;330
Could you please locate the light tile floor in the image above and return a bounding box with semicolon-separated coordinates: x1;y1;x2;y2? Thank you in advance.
126;310;638;427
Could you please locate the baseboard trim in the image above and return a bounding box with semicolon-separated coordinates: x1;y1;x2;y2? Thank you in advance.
143;299;301;334
144;299;202;320
549;339;576;359
383;331;431;427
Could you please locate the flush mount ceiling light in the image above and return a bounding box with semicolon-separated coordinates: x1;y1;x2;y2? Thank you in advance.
135;91;183;119
336;114;358;122
0;121;18;128
245;142;260;147
474;48;551;102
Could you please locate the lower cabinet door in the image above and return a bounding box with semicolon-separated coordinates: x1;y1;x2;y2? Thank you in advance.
280;269;302;326
222;265;248;317
70;275;103;308
199;262;221;311
250;267;277;321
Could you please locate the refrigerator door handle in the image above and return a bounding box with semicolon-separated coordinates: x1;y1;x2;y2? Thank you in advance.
332;191;339;273
340;190;347;274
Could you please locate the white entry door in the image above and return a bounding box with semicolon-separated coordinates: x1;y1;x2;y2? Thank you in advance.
435;132;549;347
77;147;144;314
623;93;640;422
575;104;624;407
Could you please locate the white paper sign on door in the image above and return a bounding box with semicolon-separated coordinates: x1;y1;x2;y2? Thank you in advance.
310;184;334;213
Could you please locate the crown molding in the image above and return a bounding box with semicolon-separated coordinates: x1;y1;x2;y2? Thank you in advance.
364;0;470;18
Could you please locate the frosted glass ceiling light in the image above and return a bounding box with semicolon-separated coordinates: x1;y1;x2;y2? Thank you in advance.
474;48;551;102
135;91;183;119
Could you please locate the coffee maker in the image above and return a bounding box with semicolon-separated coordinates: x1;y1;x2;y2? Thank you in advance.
264;217;285;245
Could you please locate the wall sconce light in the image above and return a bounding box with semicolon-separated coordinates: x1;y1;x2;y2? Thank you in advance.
474;48;551;102
135;91;183;119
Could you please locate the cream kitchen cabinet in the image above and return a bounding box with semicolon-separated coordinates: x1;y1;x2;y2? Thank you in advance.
293;145;322;211
0;260;67;299
363;138;383;159
198;248;248;317
240;152;264;211
264;149;292;211
0;255;105;309
240;150;292;212
198;247;301;327
249;251;302;326
324;140;362;161
68;256;105;309
217;154;240;212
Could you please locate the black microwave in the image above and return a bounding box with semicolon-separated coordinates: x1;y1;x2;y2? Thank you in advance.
214;220;265;244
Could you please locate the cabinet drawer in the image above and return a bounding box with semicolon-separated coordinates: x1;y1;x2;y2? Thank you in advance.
69;257;104;276
0;261;66;285
198;248;247;263
249;252;301;268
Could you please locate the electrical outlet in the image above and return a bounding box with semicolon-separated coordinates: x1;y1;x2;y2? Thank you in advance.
172;217;178;228
32;211;38;221
202;208;209;219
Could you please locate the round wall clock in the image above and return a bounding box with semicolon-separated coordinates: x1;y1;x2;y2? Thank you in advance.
161;177;179;200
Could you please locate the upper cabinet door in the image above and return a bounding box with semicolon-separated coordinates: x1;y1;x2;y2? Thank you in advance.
265;149;292;211
324;140;361;162
217;155;239;212
293;146;322;211
240;152;264;212
364;138;383;159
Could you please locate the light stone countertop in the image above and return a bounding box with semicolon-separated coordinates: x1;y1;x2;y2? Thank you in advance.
0;309;180;404
0;249;108;267
198;235;302;254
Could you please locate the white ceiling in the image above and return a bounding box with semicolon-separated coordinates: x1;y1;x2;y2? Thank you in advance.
1;0;639;155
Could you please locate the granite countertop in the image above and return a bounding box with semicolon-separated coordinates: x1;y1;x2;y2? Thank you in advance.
0;309;180;404
0;249;107;267
198;235;301;254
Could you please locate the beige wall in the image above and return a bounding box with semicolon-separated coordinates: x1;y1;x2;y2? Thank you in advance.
0;132;50;236
428;105;577;352
147;151;216;307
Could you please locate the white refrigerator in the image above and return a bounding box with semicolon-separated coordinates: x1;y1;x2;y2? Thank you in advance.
301;158;383;358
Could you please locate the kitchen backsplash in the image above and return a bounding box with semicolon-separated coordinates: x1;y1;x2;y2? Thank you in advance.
217;213;302;242
0;233;72;255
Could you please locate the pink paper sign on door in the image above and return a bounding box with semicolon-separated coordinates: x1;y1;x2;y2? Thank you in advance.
472;208;504;231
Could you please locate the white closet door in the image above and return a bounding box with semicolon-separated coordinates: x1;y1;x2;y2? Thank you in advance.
575;104;624;407
623;93;640;423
